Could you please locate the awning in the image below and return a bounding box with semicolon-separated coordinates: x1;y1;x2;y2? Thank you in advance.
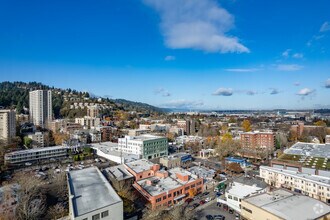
174;194;186;201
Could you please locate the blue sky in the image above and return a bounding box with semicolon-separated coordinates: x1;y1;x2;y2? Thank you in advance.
0;0;329;110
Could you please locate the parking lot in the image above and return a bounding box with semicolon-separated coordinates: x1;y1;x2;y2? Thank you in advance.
196;202;238;220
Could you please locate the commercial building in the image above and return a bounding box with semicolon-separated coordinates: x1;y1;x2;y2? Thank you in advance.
103;164;134;184
126;160;203;209
218;176;268;213
118;135;168;159
240;131;275;159
29;90;52;127
4;146;68;164
225;157;251;168
0;109;16;143
241;189;330;220
67;167;123;220
91;142;140;164
128;129;151;137
160;155;181;169
260;166;330;203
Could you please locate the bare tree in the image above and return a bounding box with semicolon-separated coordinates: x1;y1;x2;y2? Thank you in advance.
46;203;67;220
15;174;46;220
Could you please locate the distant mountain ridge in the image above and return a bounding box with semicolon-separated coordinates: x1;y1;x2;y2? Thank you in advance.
0;81;165;118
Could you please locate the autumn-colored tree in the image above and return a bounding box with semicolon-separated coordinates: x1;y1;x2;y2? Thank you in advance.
226;162;244;174
314;120;327;127
53;133;69;146
242;119;252;132
222;133;233;142
188;188;197;197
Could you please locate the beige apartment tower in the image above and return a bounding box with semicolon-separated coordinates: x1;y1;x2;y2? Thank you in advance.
0;109;16;143
29;90;52;127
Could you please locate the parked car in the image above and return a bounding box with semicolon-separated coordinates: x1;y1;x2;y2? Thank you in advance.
205;197;211;202
206;215;214;220
185;198;194;204
213;215;225;220
193;203;200;208
199;200;206;205
203;192;210;196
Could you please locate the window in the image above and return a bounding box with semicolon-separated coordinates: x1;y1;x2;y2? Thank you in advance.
101;211;109;218
234;197;238;201
168;194;172;198
156;198;162;203
242;207;252;214
228;195;233;200
163;195;167;200
92;214;100;220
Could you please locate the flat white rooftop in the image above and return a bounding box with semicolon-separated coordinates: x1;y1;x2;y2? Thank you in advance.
125;159;155;173
104;164;133;181
123;134;166;141
5;145;67;156
68;167;122;217
244;189;330;220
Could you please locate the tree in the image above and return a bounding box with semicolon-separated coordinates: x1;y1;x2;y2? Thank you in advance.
314;120;327;127
47;204;67;220
15;174;46;220
188;188;197;197
242;119;252;132
226;162;244;174
23;136;32;148
222;133;233;142
215;137;241;160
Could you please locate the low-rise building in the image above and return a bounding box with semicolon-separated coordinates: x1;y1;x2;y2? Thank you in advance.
118;135;168;159
218;176;268;213
27;131;46;147
75;116;100;129
260;165;330;203
67;167;123;220
103;164;134;185
132;165;204;209
326;135;330;144
241;189;330;220
160;155;181;169
5;146;68;164
128;129;151;136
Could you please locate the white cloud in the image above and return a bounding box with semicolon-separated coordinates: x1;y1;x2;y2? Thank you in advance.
320;21;330;32
212;88;233;96
282;49;291;58
162;99;204;108
277;64;303;71
325;79;330;88
164;55;175;61
225;68;260;72
297;88;315;96
154;87;171;97
293;53;303;59
144;0;249;53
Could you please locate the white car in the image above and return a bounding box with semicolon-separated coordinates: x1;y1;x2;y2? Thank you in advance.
205;197;211;202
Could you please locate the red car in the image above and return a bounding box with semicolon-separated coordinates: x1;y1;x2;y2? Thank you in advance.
199;200;206;205
185;198;194;204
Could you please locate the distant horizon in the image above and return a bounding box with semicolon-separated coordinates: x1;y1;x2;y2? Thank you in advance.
1;0;329;110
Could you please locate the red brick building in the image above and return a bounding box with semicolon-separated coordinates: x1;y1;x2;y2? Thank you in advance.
240;131;275;159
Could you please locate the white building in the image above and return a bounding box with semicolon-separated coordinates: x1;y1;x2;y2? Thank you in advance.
67;167;123;220
4;146;68;164
218;176;268;213
118;135;168;159
29;90;52;127
260;165;330;203
27;131;45;147
0;109;16;143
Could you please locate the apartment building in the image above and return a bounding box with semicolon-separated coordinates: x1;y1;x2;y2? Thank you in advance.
240;131;275;159
118;135;168;159
68;167;123;220
128;129;151;136
0;109;16;143
241;189;330;220
260;166;330;203
29;90;52;127
75;116;101;129
87;105;100;117
27;131;45;147
126;160;203;209
4;146;68;164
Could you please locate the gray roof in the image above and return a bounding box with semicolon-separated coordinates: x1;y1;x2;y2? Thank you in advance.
233;175;268;189
68;167;122;217
104;165;133;181
125;159;155;173
244;189;330;220
284;142;330;158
